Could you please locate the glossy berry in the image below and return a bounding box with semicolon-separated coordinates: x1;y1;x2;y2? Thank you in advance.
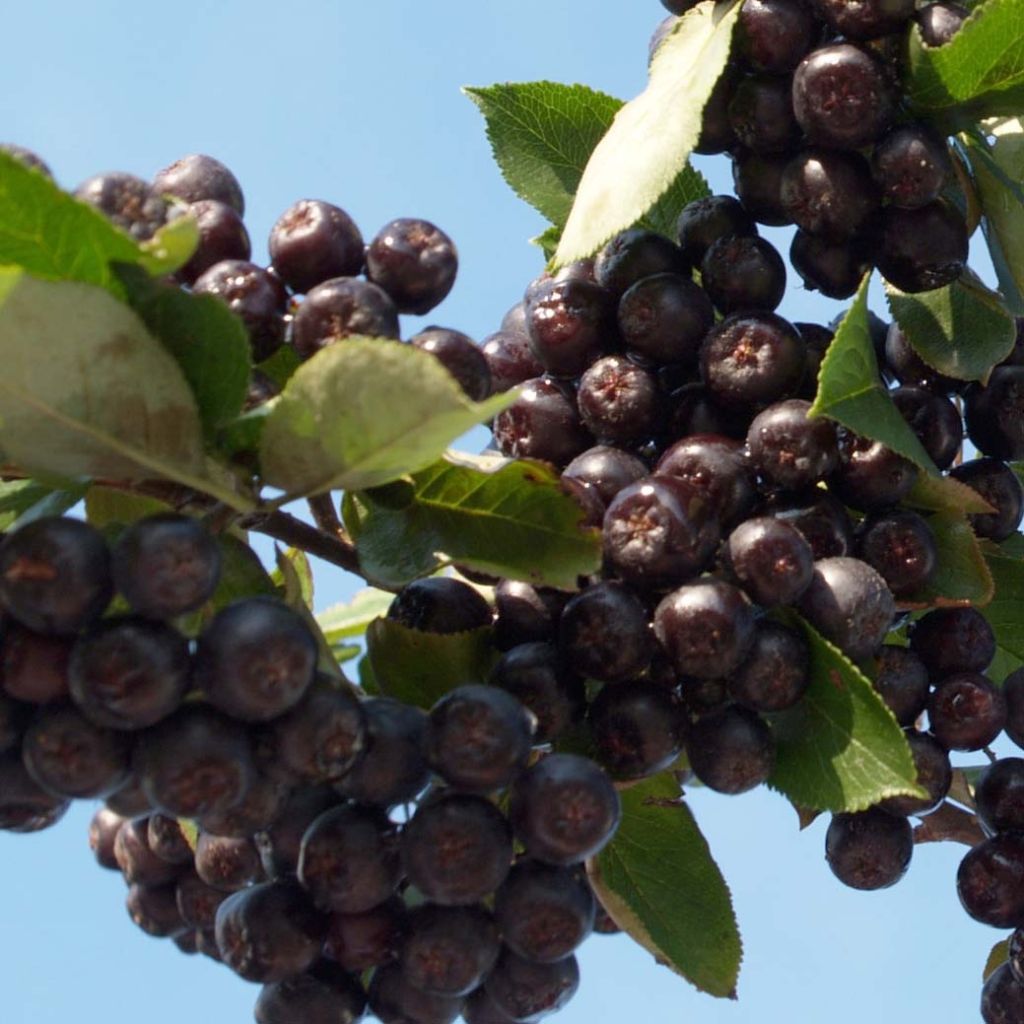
254;962;367;1024
700;312;805;410
812;0;915;37
68;616;190;730
763;489;855;559
563;446;648;508
593;228;689;299
491;377;592;467
104;775;153;818
928;673;1006;751
723;517;814;607
489;643;583;745
268;199;364;294
966;366;1024;462
917;1;969;45
872;646;930;726
797;557;895;661
676;196;757;265
856;509;938;597
526;277;614;378
729;621;810;713
825;809;912;889
951;458;1024;542
658;439;756;531
1004;668;1024;751
589;680;684;779
89;807;125;871
879;730;952;817
732;150;792;226
292;277;400;359
829;432;918;512
195;832;263;892
111;514;221;620
153;154;244;215
215;880;326;983
958;835;1024;928
877;201;968;293
485;949;580;1023
323;897;405;973
736;0;816;73
686;705;775;794
482;330;542;394
577;355;661;444
366;217;458;315
781;149;878;241
665;382;748;442
511;753;620;866
872;124;951;209
368;963;464;1024
1;625;73;704
176;199;251;285
747;399;839;491
728;74;800;154
891;386;963;469
411;327;491;401
114;817;184;886
126;883;187;938
425;684;534;793
0;753;68;832
792;44;895;150
701;235;786;314
790;231;873;301
75;171;168;240
254;786;342;881
910;607;996;677
192;260;287;361
398;904;499;996
494;861;595;963
0;517;112;636
387;577;491;634
975;758;1024;835
401;792;513;905
982;962;1024;1024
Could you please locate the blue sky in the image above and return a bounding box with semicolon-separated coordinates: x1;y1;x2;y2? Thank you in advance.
0;2;1009;1022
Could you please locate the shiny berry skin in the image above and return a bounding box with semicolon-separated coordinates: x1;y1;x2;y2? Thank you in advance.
525;277;614;378
563;446;648;508
701;235;786;314
982;962;1024;1024
884;323;957;392
387;577;491;634
891;386;963;469
872;124;951;209
485;949;580;1023
790;230;873;301
958;835;1024;928
653;580;756;680
966;366;1024;462
878;730;952;817
577;355;661;445
728;74;801;154
686;705;775;794
482;329;542;394
917;1;969;45
398;904;499;997
665;382;748;442
589;680;684;779
732;150;792;226
411;327;491;401
491;377;592;468
877;200;969;294
0;753;69;832
147;813;194;865
812;0;915;38
747;399;839;491
268;199;364;294
829;433;918;512
780;149;879;241
695;68;739;156
114;817;184;886
75;171;168;240
657;434;757;529
89;807;125;871
872;646;930;726
0;517;112;636
792;44;895;150
176;199;251;285
676;195;757;265
593;228;689;299
1006;668;1024;750
928;673;1006;751
763;489;855;559
797;557;895;661
292;277;400;358
736;0;816;73
153;153;244;214
910;607;996;677
617;272;715;368
951;458;1024;542
511;753;620;866
856;509;938;597
489;643;583;745
724;517;815;607
195;832;263;892
254;962;367;1024
975;758;1024;835
366;217;458;315
254;786;342;881
825;809;912;890
126;882;187;938
729;621;810;712
368;963;464;1024
111;513;221;620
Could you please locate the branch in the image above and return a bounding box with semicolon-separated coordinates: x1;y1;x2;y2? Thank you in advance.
913;801;986;847
241;508;366;581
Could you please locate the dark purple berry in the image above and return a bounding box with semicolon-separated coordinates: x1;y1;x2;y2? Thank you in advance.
917;1;969;45
982;962;1024;1024
891;386;963;469
910;607;996;677
884;323;957;392
763;489;855;559
292;277;400;358
525;278;614;378
958;835;1024;928
75;171;168;240
676;196;757;266
686;705;775;794
872;646;930;726
324;897;405;973
829;432;918;511
411;327;491;401
254;786;342;880
89;807;125;871
790;230;873;301
366;218;458;315
656;434;757;528
732;150;793;226
747;399;839;491
563;446;648;508
781;149;879;240
485;950;579;1023
878;730;952;817
153;154;244;215
728;74;801;154
491;377;592;468
114;817;184;886
176;872;229;929
975;758;1024;835
482;330;543;394
590;680;684;779
825;808;912;889
368;963;464;1024
398;904;499;997
195;832;263;892
0;753;69;832
126;883;187;938
593;229;689;299
723;517;814;607
387;577;491;634
877;200;968;293
1;625;72;704
812;0;915;38
269;199;364;293
147;813;195;865
729;621;810;712
489;643;583;745
176;199;251;285
701;236;787;314
857;509;938;597
966;366;1024;462
872;124;951;208
254;962;366;1024
737;0;817;72
928;673;1006;751
951;458;1024;542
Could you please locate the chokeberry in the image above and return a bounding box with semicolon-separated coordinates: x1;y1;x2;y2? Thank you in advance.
485;949;580;1022
676;196;757;265
491;377;592;467
152;153;244;215
195;832;264;892
891;386;963;469
656;434;757;528
884;323;957;392
398;904;500;997
762;489;855;559
75;171;168;240
877;200;968;293
872;124;951;209
593;228;689;299
411;327;492;401
368;963;464;1024
525;277;615;378
732;150;793;226
489;643;583;744
966;366;1024;462
1;625;72;704
747;399;839;491
828;432;918;512
387;577;491;634
147;813;195;865
292;277;400;358
200;773;289;839
975;758;1024;835
590;680;684;779
917;1;969;45
268;199;364;294
790;230;873;300
686;705;775;794
563;446;648;508
951;458;1024;542
701;236;787;314
872;646;930;726
729;621;810;713
254;962;367;1024
114;817;185;887
910;607;996;677
366;218;458;315
958;835;1024;928
723;517;815;607
176;199;251;285
781;149;879;240
825;809;912;889
878;730;952;817
728;74;801;154
856;509;938;597
254;786;342;880
736;0;816;72
126;882;187;938
0;753;68;832
481;330;542;393
323;897;406;973
577;355;661;444
928;673;1006;751
812;0;915;38
982;962;1024;1024
89;807;125;871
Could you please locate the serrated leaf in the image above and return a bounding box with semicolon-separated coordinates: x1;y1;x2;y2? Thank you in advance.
365;616;496;709
259;339;512;498
554;0;740;265
353;454;601;590
985;939;1011;981
588;774;741;999
885;272;1015;384
904;470;995;515
0;479;87;530
811;276;938;473
0;152;194;295
767;611;922;812
906;0;1024;120
983;552;1024;674
0;271;250;511
114;264;251;436
899;511;995;609
316;588;395;643
272;546;314;610
84;485;169;527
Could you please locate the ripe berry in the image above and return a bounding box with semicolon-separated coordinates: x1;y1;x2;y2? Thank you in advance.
482;329;542;393
732;150;792;226
68;616;191;730
797;557;895;661
254;786;342;880
728;74;801;154
368;963;464;1024
884;323;957;392
676;196;757;266
401;792;513;904
686;705;775;794
872;645;930;726
324;897;406;973
126;882;187;938
910;607;996;677
790;230;873;301
215;880;327;983
723;517;814;607
485;949;580;1022
1;625;72;704
176;872;229;930
192;260;287;361
966;366;1024;462
856;509;938;597
411;327;492;401
0;517;111;635
398;904;500;996
957;835;1024;928
982;962;1024;1024
951;458;1024;542
872;124;951;208
147;813;195;865
589;680;684;779
0;753;69;832
762;489;855;559
975;758;1024;835
491;377;592;467
268;199;364;294
89;807;125;871
366;218;458;315
729;621;810;712
878;730;952;816
563;446;648;508
736;0;816;73
489;643;583;745
928;673;1006;751
525;277;614;377
917;1;969;45
829;432;918;512
877;200;968;293
891;386;963;469
387;577;491;634
792;44;895;150
825;809;912;889
254;962;367;1024
75;171;168;240
105;775;153;818
593;228;689;299
1004;668;1024;750
576;355;661;445
152;153;244;215
665;382;749;442
701;236;787;314
111;513;221;620
511;753;620;866
195;832;263;892
114;817;184;886
200;774;289;840
176;199;251;285
780;149;879;241
653;580;756;679
292;277;400;358
747;399;839;491
812;0;915;38
656;434;757;528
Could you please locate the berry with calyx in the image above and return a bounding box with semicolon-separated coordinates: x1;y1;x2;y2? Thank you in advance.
0;517;112;636
732;150;792;226
152;153;244;214
965;366;1024;462
957;835;1024;928
89;807;125;871
147;814;194;865
878;731;952;816
872;124;951;209
974;758;1024;835
491;377;592;467
254;962;367;1024
126;882;187;938
877;200;968;293
176;199;251;285
494;861;596;963
728;74;801;154
617;272;714;367
729;621;810;713
525;277;614;378
589;680;684;779
111;513;221;621
951;458;1024;542
593;228;689;299
736;0;816;73
489;643;583;745
828;432;918;512
398;904;499;996
68;616;191;730
1;625;72;704
366;217;457;315
268;199;364;294
825;809;912;890
790;230;873;300
686;705;775;794
0;753;69;832
676;195;757;265
401;792;513;905
657;434;757;528
812;0;915;38
368;963;464;1024
917;1;969;45
723;517;814;607
75;171;168;240
324;897;405;973
982;962;1024;1024
792;44;895;150
114;817;184;887
195;832;263;892
216;880;327;983
762;489;855;559
254;787;342;881
577;355;661;445
891;386;963;470
563;446;648;508
797;557;895;661
781;149;879;240
485;949;580;1023
872;646;930;726
910;607;996;678
928;673;1006;751
511;753;620;866
746;399;839;491
856;508;938;597
200;773;289;840
292;277;400;358
482;329;542;394
387;577;491;634
411;327;492;401
701;235;787;314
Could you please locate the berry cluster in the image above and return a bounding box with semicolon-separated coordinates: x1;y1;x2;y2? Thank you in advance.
0;515;621;1023
659;0;969;298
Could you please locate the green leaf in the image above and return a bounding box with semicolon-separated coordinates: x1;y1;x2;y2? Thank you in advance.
904;471;995;515
983;552;1024;673
906;0;1024;121
137;214;200;278
965;120;1024;315
464;82;624;228
0;271;250;511
316;588;395;642
272;546;315;610
588;773;741;999
531;224;562;259
768;611;923;812
260;339;511;498
84;485;169;528
885;272;1016;384
900;511;994;609
255;344;303;390
638;163;712;240
353;454;602;590
365;616;496;709
0;479;87;530
554;0;741;265
114;264;251;436
811;276;938;473
985;939;1010;981
0;152;193;295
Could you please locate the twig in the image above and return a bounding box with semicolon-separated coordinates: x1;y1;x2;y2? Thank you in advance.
307;493;345;537
241;508;365;580
913;801;986;847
